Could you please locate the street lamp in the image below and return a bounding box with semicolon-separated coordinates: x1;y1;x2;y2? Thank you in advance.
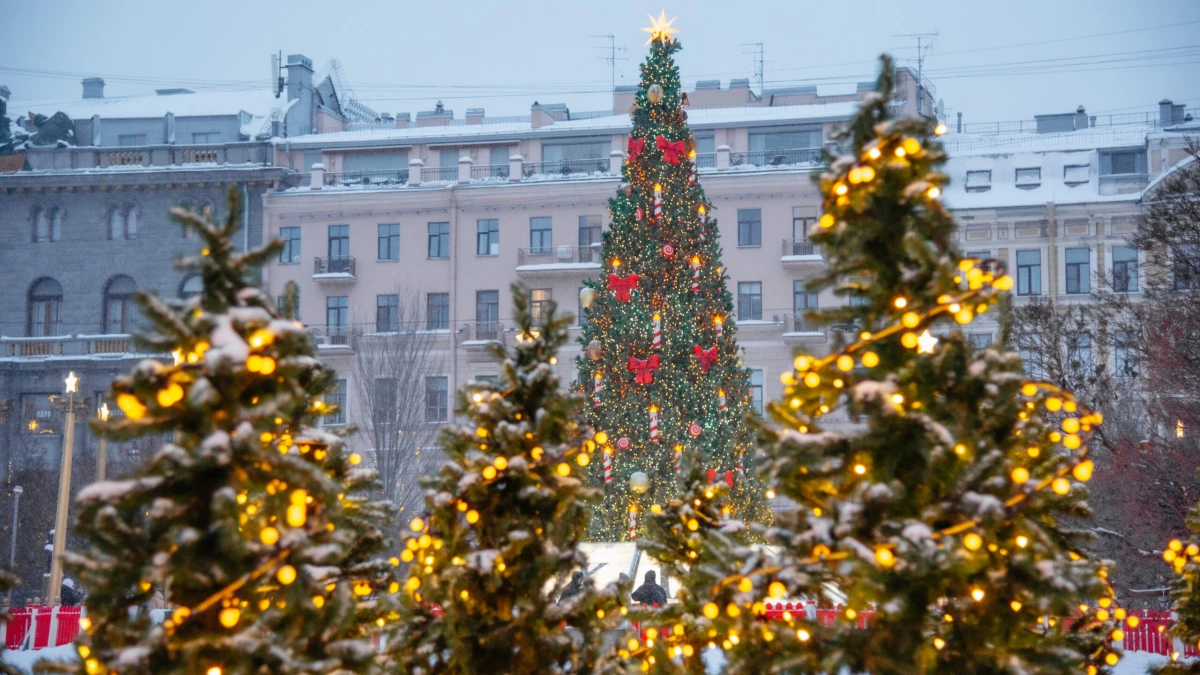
48;372;80;604
96;403;109;483
7;486;21;603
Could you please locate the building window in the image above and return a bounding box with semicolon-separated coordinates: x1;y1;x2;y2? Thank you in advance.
749;370;763;415
1015;167;1041;187
328;224;349;259
530;217;553;254
489;146;510;175
279;227;301;264
791;208;815;254
1064;164;1090;184
179;275;203;299
578;287;590;327
475;374;499;385
530;289;552;321
476;290;500;332
1113;330;1137;377
428;222;450;259
425;376;449;423
1111;246;1138;292
738;282;762;321
373;378;398;427
965;170;992;192
376;294;399;332
1174;243;1200;290
323;379;347;426
1016;250;1041;296
326;296;349;332
476;219;499;256
427;293;449;330
1100;150;1146;176
191;132;220;144
541;139;611;168
1064;247;1090;294
579;215;602;262
1067;332;1092;374
118;134;146;147
32;207;62;243
967;332;993;349
1019;338;1046;379
20;394;62;435
748;127;821;164
378;224;400;261
27;277;62;337
109;205;138;240
737;209;761;247
103;275;137;334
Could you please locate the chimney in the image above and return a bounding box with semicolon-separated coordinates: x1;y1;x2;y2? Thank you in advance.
284;55;314;137
1074;105;1089;130
530;101;555;129
956;111;962;133
466;108;484;125
82;77;105;99
1160;98;1186;127
0;85;10;102
395;113;411;129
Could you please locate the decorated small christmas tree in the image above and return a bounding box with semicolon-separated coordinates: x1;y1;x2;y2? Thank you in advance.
385;285;628;674
1161;504;1200;673
576;12;769;541
658;56;1124;674
65;188;392;674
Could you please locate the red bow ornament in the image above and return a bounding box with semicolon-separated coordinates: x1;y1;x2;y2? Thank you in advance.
609;273;639;302
628;354;661;385
627;137;645;160
656;135;687;165
693;345;719;373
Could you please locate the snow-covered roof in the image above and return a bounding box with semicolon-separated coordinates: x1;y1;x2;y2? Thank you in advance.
280;101;861;147
941;125;1151;157
8;89;295;121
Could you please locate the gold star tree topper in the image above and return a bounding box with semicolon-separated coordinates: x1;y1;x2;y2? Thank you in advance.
643;9;679;44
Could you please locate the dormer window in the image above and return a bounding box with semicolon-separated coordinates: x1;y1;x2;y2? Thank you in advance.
965;170;992;192
1015;167;1041;188
1064;164;1090;185
1100;150;1146;176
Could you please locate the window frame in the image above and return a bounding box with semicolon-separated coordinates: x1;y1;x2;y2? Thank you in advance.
529;217;553;254
1111;245;1138;292
326;295;349;331
425;375;449;423
27;277;62;337
426;293;450;330
1015;167;1041;187
476;219;499;257
377;223;400;261
737;208;762;247
327;224;350;259
376;294;400;332
476;290;500;325
1016;249;1042;296
102;275;137;335
323;379;347;426
427;222;450;259
278;226;301;264
737;281;763;321
749;369;764;415
965;170;992;192
530;288;552;321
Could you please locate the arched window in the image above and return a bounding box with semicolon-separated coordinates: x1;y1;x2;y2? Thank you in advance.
50;207;62;241
103;275;137;334
179;274;203;299
108;205;138;240
108;207;122;240
125;205;138;239
27;278;63;337
32;207;48;243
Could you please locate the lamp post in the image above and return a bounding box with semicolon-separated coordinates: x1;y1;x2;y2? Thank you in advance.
96;403;109;483
7;486;21;603
48;372;81;604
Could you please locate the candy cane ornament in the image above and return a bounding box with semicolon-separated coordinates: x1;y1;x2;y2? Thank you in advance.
649;405;660;442
593;372;603;407
688;150;697;184
629;509;638;541
603;451;613;484
674;445;682;473
653;184;662;221
652;313;662;350
698;205;707;241
690;257;701;294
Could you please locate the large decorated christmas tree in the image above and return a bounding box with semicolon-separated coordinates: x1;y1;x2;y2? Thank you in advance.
577;13;769;540
65;189;392;674
384;285;627;674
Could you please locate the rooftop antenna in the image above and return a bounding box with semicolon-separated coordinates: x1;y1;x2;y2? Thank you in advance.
741;42;764;97
893;32;937;114
593;34;629;102
271;51;283;98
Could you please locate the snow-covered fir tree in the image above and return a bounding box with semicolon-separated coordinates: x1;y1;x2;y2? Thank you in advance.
65;188;393;674
384;285;630;675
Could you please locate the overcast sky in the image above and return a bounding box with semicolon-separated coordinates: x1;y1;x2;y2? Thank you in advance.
2;0;1198;124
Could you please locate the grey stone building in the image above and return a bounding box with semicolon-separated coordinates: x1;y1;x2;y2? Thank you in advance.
0;53;363;594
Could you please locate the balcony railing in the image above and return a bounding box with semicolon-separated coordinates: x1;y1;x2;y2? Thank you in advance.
0;333;138;358
22;141;273;172
313;256;356;277
325;169;409;187
695;152;716;169
422;166;459;183
470;164;510;181
306;324;359;348
782;239;823;258
787;313;826;335
522;158;609;179
516;245;603;268
731;148;822;168
458;321;506;344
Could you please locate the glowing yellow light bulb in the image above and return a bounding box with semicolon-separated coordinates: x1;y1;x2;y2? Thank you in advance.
964;533;983;551
276;565;297;585
1011;467;1030;483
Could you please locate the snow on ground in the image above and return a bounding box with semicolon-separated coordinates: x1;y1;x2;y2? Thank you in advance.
3;645;77;674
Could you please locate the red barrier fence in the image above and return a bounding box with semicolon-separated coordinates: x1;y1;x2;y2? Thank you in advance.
0;606;86;651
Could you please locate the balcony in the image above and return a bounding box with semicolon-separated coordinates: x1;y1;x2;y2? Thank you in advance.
324;169;409;187
421;166;459;183
782;313;828;344
522;158;609;180
470;164;510;182
781;239;825;268
731;148;822;168
22;141;273;172
516;245;603;276
0;333;138;359
313;256;356;283
306;324;359;351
